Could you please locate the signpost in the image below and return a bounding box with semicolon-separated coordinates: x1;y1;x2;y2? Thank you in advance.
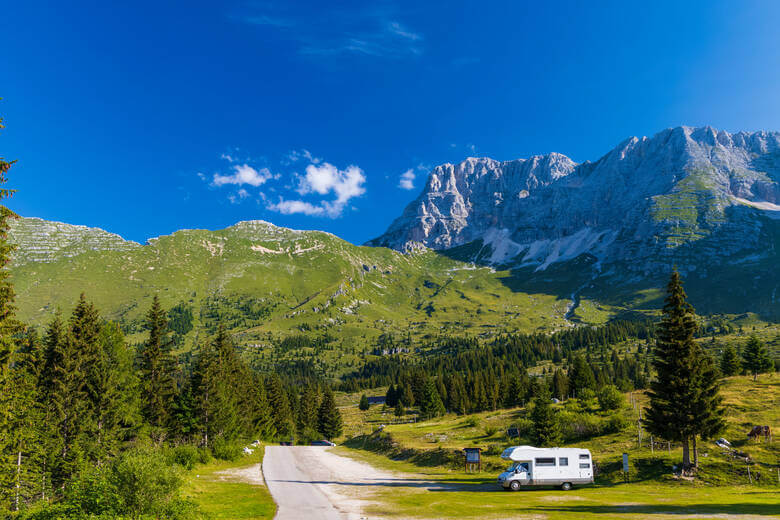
463;448;482;473
622;453;630;482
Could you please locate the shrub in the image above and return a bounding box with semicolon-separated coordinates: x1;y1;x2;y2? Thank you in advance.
212;437;242;461
197;447;213;464
598;385;625;411
465;417;480;428
171;444;201;470
558;410;602;441
483;425;498;437
603;414;629;434
110;448;185;519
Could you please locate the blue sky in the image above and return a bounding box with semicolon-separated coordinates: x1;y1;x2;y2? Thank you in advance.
2;0;780;244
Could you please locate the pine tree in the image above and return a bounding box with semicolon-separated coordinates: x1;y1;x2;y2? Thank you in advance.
317;388;343;441
552;369;569;400
719;344;740;377
253;376;276;440
266;374;294;440
568;355;595;397
742;335;772;380
384;384;398;407
418;378;445;420
358;394;370;411
296;385;320;442
644;270;725;470
531;392;561;447
139;296;177;433
400;382;415;407
394;401;405;417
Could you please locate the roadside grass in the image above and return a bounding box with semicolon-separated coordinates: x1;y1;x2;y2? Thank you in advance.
181;446;276;520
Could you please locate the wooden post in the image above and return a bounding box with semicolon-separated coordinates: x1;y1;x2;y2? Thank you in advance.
651;436;654;454
747;465;752;484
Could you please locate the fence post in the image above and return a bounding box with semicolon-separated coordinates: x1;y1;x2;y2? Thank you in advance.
747;465;752;484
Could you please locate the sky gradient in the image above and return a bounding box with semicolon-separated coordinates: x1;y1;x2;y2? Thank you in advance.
2;0;780;244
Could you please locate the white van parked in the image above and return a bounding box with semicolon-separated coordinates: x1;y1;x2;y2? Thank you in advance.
498;446;594;491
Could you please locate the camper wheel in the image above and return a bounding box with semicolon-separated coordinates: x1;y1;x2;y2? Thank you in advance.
509;480;521;491
560;482;572;491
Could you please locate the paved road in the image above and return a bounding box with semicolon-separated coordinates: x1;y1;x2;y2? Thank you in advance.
263;446;352;520
262;445;456;520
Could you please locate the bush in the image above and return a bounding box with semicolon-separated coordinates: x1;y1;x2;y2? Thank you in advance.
603;414;629;434
198;447;213;465
111;448;185;519
598;385;625;411
579;388;596;402
483;425;498;437
465;417;480;428
558;410;602;441
171;444;201;470
212;437;243;461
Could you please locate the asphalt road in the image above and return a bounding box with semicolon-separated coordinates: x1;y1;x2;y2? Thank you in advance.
263;446;353;520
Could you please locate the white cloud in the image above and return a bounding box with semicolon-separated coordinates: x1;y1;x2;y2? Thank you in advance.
212;164;273;187
285;149;321;164
297;162;366;205
266;198;326;216
237;188;249;198
265;162;366;218
387;21;421;41
398;169;415;190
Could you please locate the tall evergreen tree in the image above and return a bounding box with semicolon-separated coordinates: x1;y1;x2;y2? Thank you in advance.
418;378;445;420
296;385;320;442
266;374;294;440
317;388;343;441
552;369;569;401
742;335;772;380
719;344;740;377
568;355;596;397
644;270;725;470
530;392;561;447
139;296;177;433
358;394;370;411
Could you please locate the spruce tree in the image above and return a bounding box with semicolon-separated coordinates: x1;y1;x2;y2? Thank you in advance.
358;394;370;411
418;378;445;420
400;382;415;407
644;270;725;470
742;335;772;380
384;384;398;407
296;385;320;442
719;344;740;377
317;388;343;441
530;392;561;447
394;401;405;417
552;369;569;400
139;296;177;433
266;374;294;440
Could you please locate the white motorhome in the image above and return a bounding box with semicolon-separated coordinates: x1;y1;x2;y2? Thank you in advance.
498;446;594;491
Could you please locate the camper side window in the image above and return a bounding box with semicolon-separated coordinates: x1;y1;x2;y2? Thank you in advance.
579;454;590;460
579;463;590;469
559;457;568;466
535;458;556;466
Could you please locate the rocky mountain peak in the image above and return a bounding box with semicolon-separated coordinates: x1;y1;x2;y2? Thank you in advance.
369;126;780;275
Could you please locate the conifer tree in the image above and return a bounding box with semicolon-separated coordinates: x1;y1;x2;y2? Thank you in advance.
531;392;561;447
742;335;772;380
719;344;740;377
139;296;177;433
266;374;294;440
418;378;445;420
358;394;370;411
253;376;276;440
394;401;405;417
317;388;343;441
552;369;569;400
296;385;320;442
644;270;725;470
384;384;398;407
400;382;415;407
568;355;596;397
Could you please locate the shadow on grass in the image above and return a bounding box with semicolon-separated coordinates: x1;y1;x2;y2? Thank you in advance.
265;476;497;492
525;503;780;516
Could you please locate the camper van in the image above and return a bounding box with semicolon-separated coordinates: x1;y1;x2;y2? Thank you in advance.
497;446;594;491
